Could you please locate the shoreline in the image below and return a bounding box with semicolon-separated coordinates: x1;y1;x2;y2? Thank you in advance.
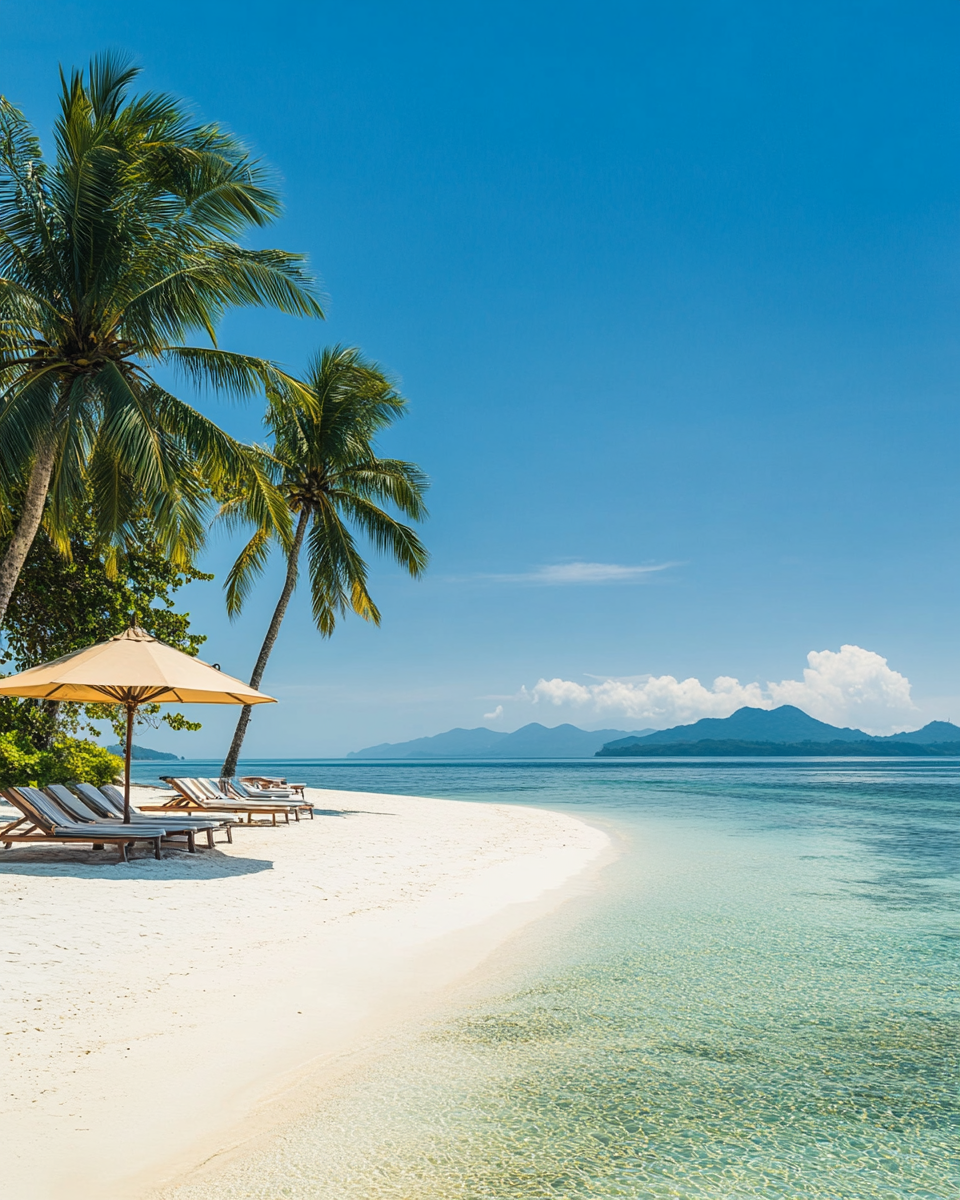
0;784;611;1200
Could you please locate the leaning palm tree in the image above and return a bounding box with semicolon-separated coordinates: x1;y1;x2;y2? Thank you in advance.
0;53;324;622
219;345;429;777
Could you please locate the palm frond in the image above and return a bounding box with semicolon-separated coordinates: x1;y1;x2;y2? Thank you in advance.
45;372;95;539
329;493;429;577
85;52;139;121
334;458;430;520
0;367;61;468
306;506;381;635
159;347;317;415
224;527;273;617
146;383;292;544
92;361;166;492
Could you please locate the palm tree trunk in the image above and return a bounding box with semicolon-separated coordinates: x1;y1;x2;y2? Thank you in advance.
0;438;57;626
221;509;310;779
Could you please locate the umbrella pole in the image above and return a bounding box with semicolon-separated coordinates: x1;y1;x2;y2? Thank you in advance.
123;703;135;823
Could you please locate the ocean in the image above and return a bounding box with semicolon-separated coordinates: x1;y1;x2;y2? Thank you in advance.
149;758;959;1200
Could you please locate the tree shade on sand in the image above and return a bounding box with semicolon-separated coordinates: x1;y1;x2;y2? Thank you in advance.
0;52;323;624
220;345;429;778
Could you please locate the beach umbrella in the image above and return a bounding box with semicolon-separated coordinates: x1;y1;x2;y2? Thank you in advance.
0;625;275;821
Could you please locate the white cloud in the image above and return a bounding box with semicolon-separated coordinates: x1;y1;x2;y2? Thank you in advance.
483;704;504;721
765;646;915;728
477;561;677;585
524;645;918;735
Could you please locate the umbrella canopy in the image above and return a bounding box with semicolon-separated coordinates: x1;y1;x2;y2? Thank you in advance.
0;626;275;822
0;625;274;705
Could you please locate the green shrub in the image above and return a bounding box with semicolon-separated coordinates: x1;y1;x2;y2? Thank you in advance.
49;738;123;787
0;732;122;789
0;731;49;789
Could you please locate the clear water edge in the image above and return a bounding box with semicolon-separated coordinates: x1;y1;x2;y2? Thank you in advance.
149;759;958;1200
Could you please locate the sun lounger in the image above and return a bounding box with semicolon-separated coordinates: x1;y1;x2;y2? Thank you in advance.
147;777;296;825
226;777;292;798
220;778;314;819
195;777;311;821
51;784;232;850
42;784;200;852
195;776;288;805
0;787;165;863
198;772;303;820
201;777;313;821
89;784;235;845
242;775;306;798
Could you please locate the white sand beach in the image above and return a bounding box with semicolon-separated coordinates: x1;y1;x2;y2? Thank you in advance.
0;785;609;1200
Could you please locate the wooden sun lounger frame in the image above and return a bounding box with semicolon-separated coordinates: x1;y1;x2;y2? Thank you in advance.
0;787;164;863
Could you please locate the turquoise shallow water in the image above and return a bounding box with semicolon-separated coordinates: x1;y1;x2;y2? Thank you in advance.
152;759;959;1200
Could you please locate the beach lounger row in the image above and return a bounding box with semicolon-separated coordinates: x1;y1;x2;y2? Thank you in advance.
79;784;234;845
0;784;233;863
223;777;312;817
213;776;312;819
0;774;315;864
151;777;314;824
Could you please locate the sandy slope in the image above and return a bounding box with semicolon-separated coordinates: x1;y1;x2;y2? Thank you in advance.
0;785;608;1200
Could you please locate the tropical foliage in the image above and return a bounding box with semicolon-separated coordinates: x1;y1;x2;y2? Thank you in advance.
0;52;322;623
0;58;429;774
220;345;429;776
0;730;121;789
2;508;210;668
0;507;208;751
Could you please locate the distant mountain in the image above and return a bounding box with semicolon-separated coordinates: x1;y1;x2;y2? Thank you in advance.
349;710;960;761
106;743;182;761
348;722;655;759
598;738;960;758
603;706;873;749
348;727;506;759
494;723;655;758
882;721;960;744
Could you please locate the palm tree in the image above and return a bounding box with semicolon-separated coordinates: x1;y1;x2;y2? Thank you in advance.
0;53;324;622
219;345;429;777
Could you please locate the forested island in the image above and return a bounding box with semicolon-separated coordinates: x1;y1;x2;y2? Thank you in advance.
596;738;960;757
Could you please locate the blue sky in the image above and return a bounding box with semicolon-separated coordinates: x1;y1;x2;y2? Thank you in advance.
2;1;958;752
